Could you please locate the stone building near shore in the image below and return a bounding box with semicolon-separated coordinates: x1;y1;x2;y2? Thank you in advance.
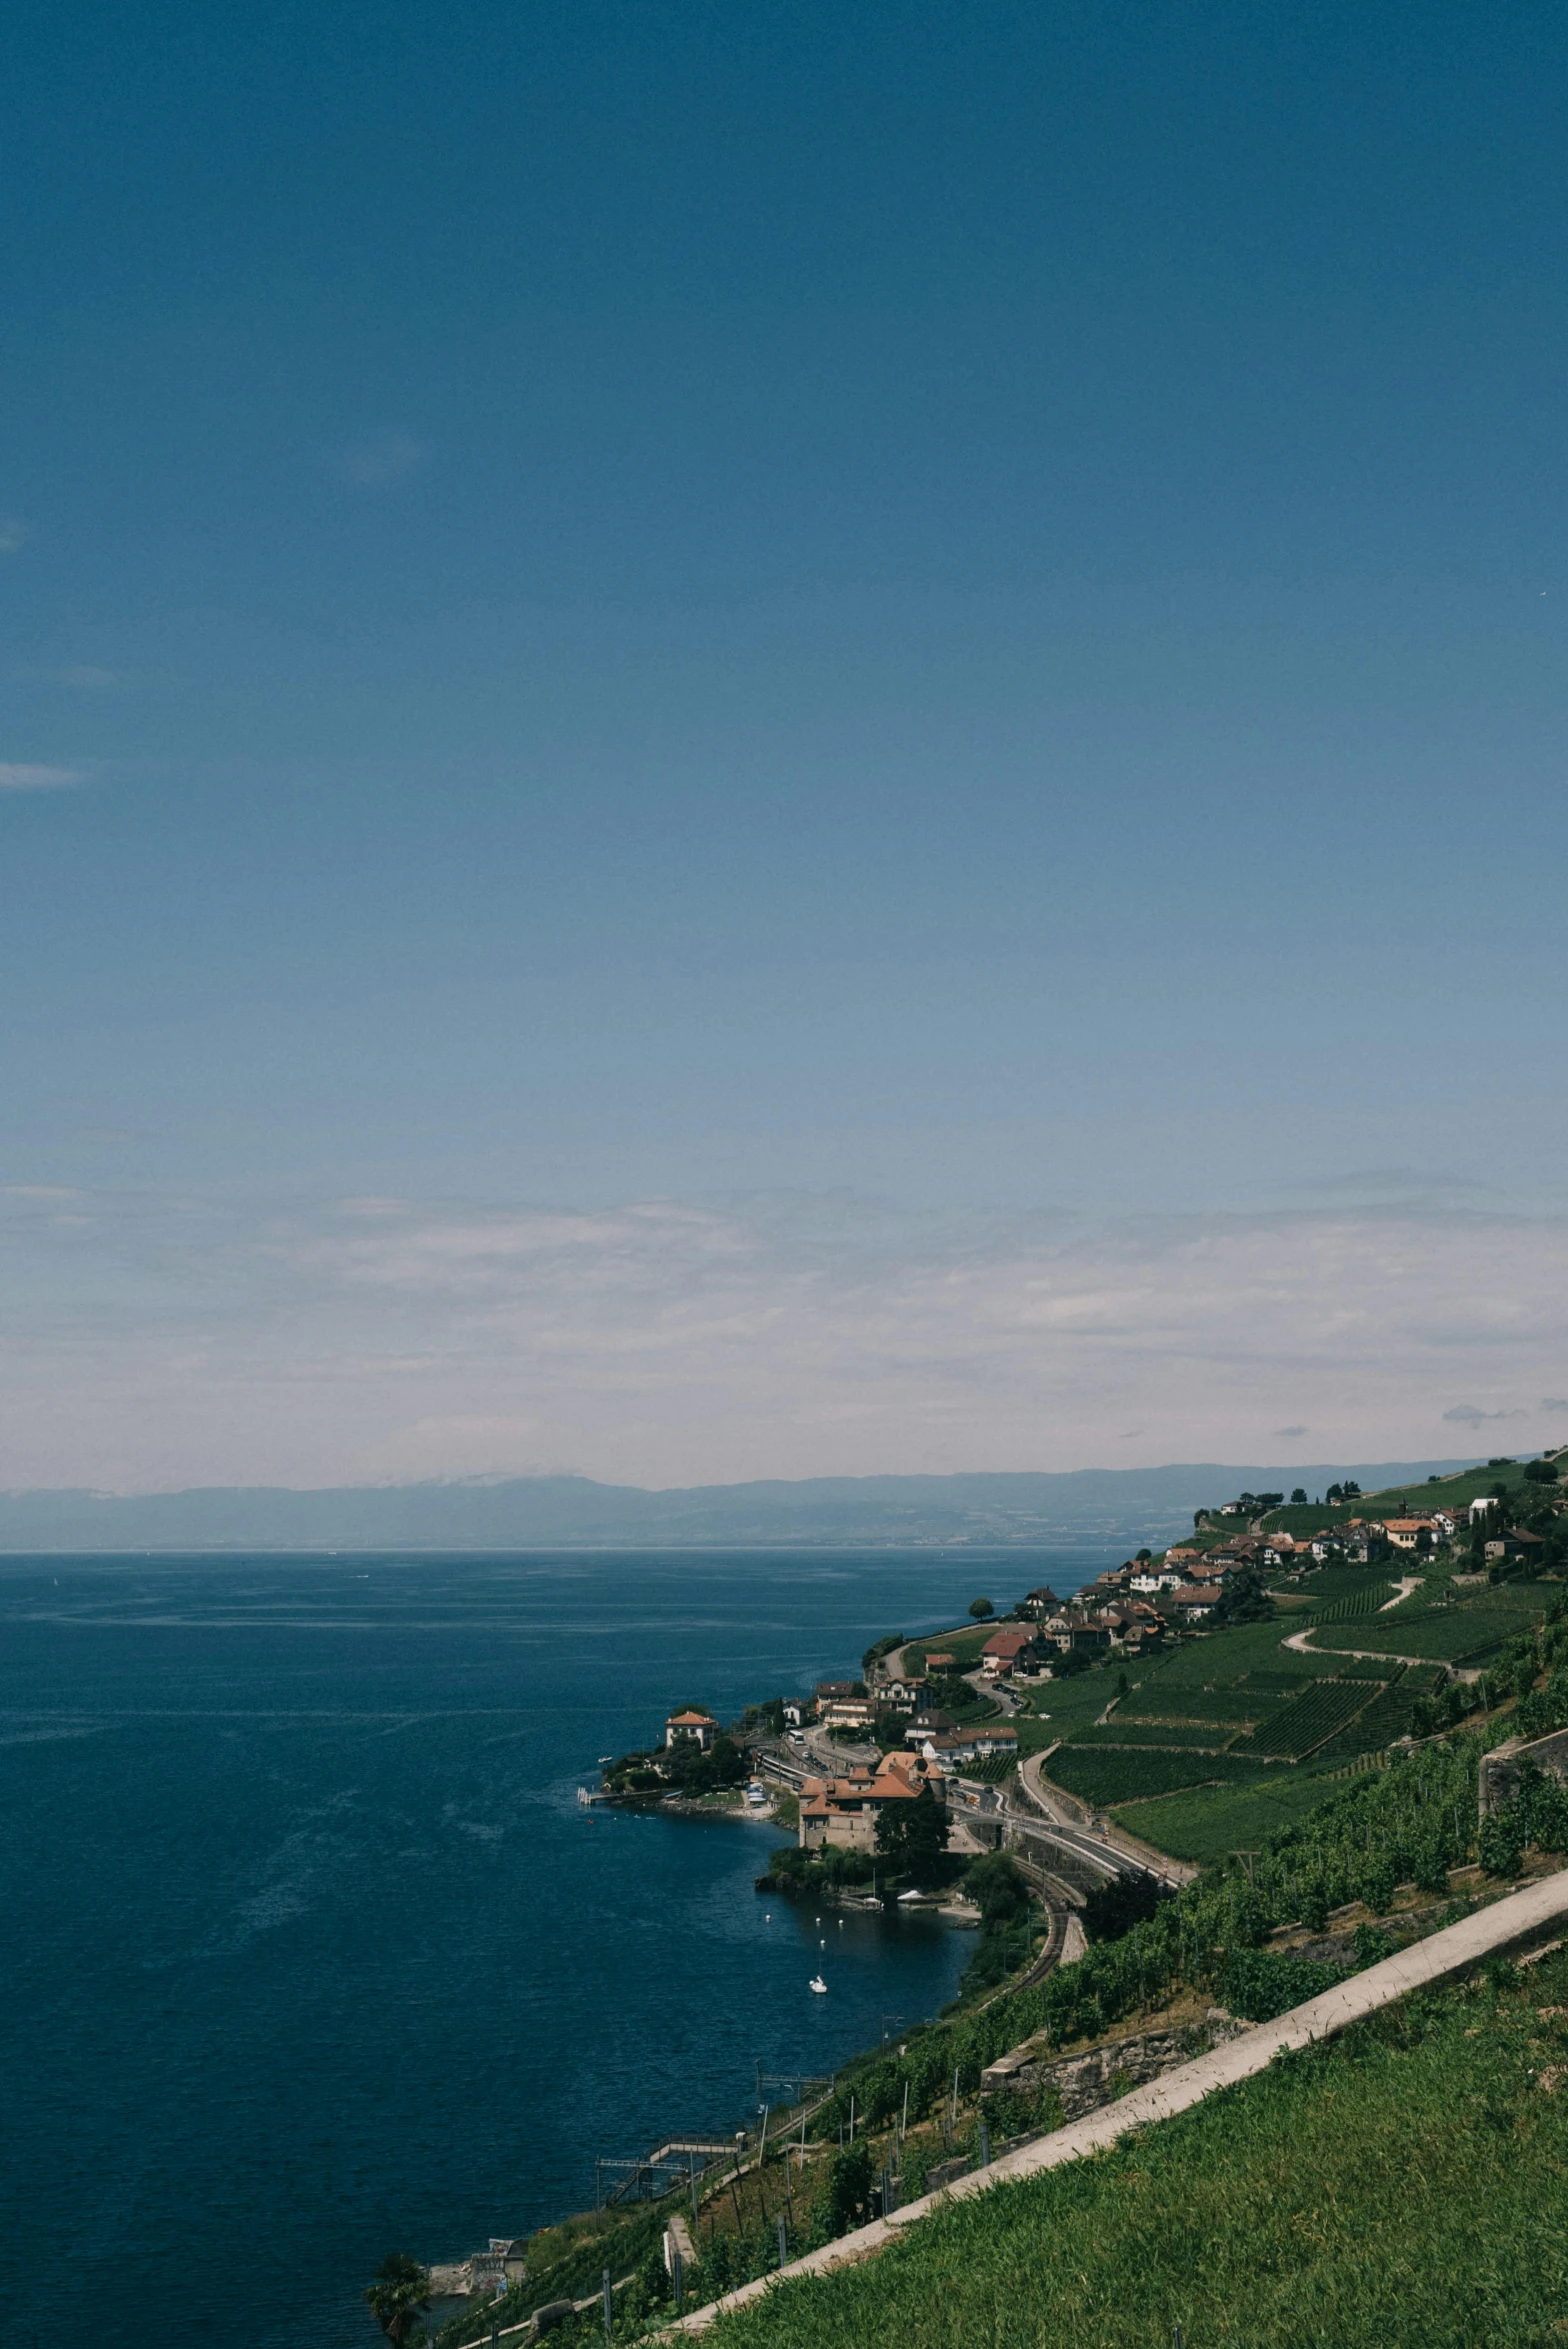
798;1749;946;1853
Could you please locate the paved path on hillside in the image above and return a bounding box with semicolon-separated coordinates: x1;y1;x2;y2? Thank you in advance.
1282;1625;1484;1681
1283;1626;1432;1668
670;1867;1568;2332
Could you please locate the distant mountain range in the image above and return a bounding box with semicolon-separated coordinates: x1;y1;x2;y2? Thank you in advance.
0;1459;1486;1552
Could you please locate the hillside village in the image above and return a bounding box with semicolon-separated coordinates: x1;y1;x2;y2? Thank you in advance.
597;1452;1568;1882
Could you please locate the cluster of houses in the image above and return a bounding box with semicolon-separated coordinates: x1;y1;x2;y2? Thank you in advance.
796;1724;1023;1854
1187;1497;1526;1567
669;1487;1548;1859
1013;1563;1228;1642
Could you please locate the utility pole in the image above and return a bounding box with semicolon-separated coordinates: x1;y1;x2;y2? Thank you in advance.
602;2269;612;2343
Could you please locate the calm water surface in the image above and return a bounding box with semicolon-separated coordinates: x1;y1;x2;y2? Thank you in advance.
0;1548;1111;2347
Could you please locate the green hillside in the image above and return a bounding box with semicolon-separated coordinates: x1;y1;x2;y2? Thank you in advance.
1014;1491;1565;1854
1262;1453;1554;1535
705;1958;1568;2349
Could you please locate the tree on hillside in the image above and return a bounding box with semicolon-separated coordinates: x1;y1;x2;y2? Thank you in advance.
365;2256;430;2347
968;1596;994;1619
960;1849;1030;1926
875;1785;948;1886
815;2140;875;2238
1291;1487;1308;1505
1081;1869;1171;1943
1215;1568;1274;1626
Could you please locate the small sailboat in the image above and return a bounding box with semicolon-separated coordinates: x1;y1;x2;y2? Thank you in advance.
809;1974;828;1994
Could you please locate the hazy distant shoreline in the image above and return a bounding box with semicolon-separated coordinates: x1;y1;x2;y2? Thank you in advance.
0;1459;1485;1554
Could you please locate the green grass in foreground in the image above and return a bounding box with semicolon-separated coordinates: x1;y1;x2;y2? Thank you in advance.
1110;1767;1362;1863
708;1960;1568;2349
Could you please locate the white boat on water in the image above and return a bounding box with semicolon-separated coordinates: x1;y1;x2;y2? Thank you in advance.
809;1974;828;1995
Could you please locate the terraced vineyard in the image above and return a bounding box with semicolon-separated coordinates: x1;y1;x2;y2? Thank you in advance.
1314;1602;1525;1664
1034;1521;1557;1855
1231;1678;1373;1762
1046;1748;1271;1806
1135;1624;1325;1690
1312;1678;1413;1760
1117;1686;1260;1724
1310;1582;1400;1625
1070;1721;1239;1750
1300;1569;1397;1610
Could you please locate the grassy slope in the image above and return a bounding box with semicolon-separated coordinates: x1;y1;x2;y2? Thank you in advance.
902;1625;993;1673
709;1960;1568;2349
1261;1459;1540;1535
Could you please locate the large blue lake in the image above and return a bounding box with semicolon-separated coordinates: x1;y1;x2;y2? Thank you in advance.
0;1548;1111;2347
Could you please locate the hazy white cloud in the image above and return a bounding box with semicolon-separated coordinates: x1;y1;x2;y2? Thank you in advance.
0;1188;1564;1491
1442;1402;1527;1426
0;763;79;791
333;430;424;487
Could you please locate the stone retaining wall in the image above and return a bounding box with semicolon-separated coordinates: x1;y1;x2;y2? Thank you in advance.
989;2015;1251;2122
1479;1729;1568;1815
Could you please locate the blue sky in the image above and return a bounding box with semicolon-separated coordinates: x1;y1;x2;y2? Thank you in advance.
3;1;1567;1487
